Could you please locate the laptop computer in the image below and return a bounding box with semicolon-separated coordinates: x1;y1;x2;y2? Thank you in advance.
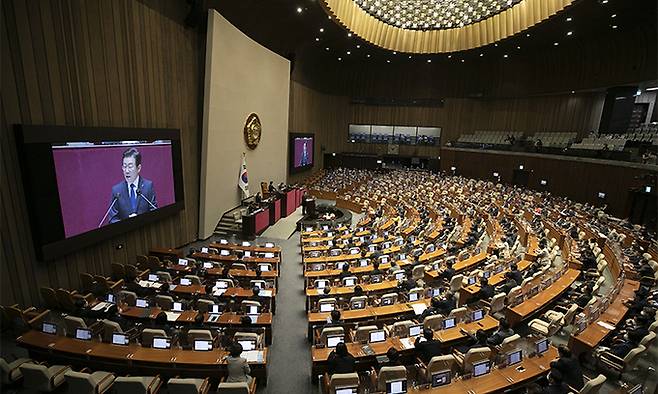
152;337;171;349
75;328;92;341
472;360;491;377
369;330;386;344
194;339;212;351
431;370;451;387
111;333;129;345
327;334;344;348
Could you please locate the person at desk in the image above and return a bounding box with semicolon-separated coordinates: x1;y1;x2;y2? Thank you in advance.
254;192;262;204
476;277;495;302
486;318;514;346
124;273;154;297
419;297;442;321
544;369;569;394
153;312;179;339
414;328;443;363
339;264;352;280
382;347;402;367
575;286;594;308
371;261;384;277
498;273;518;295
388;259;401;275
327;342;356;374
268;181;277;195
438;261;455;281
324;310;342;328
549;346;584;390
508;263;522;285
226;343;253;384
436;292;457;316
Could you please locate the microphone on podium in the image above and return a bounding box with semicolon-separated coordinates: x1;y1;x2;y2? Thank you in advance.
98;193;121;227
136;189;157;210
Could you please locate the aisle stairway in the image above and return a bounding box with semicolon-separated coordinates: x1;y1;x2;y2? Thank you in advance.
214;207;245;238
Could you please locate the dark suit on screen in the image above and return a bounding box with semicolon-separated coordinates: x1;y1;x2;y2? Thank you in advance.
109;177;157;223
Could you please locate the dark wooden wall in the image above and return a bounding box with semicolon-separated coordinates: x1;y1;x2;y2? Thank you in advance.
1;0;202;307
440;148;656;218
288;80;603;181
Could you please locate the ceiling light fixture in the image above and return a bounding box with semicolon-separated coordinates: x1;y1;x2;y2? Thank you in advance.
347;33;352;37
296;7;303;13
553;42;559;46
320;28;325;33
567;31;573;36
566;17;572;22
645;87;658;91
354;0;523;30
338;57;342;61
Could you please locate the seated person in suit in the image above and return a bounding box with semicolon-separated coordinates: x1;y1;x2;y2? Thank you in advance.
153;311;179;339
419;297;442;321
436;292;457;316
382;347;402;367
371;261;384;277
327;342;356;374
124;273;155;298
339;264;352;280
508;263;522;285
544;369;569;394
575;286;594;308
388;260;401;275
226;342;253;384
353;285;364;297
549;346;584;390
498;274;518;295
414;328;443;363
456;329;490;354
438;261;455;281
476;277;495;301
486;318;514;346
325;310;342;328
109;147;157;223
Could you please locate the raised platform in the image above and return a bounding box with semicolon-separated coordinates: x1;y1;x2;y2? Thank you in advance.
299;205;352;229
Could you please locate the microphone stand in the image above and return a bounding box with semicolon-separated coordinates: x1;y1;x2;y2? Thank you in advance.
137;189;158;210
99;194;120;227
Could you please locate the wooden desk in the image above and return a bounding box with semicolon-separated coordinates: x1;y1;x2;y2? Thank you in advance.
149;247;182;261
209;243;282;254
17;330;268;384
303;259;413;280
569;279;639;356
407;346;557;393
424;252;488;282
170;284;277;313
460;260;533;302
506;269;579;326
419;249;446;263
305;280;399;311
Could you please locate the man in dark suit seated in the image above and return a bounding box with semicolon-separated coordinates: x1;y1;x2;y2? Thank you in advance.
414;328;443;363
109;147;158;224
486;318;514;346
549;346;584;390
438;261;455;281
508;263;522;285
327;342;356;374
436;292;457;316
476;277;494;302
544;369;570;394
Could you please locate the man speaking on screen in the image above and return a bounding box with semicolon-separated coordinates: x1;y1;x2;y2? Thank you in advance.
108;147;157;224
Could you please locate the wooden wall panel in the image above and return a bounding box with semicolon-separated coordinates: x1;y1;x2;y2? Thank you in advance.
1;0;201;307
289;80;604;182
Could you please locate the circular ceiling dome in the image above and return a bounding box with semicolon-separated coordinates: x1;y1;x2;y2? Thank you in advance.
354;0;523;30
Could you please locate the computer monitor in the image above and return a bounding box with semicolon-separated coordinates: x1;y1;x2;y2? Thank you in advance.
148;274;159;282
371;275;382;284
241;241;250;246
41;321;58;335
179;278;191;286
408;293;419;302
467;276;477;285
74;327;92;340
106;293;116;303
536;338;549;355
152;337;171;349
327;334;344;348
178;258;188;266
327;232;334;237
322;225;329;230
409;324;422;337
399;253;406;260
111;333;129;345
369;330;386;343
210;304;221;314
201;247;209;253
386;379;407;394
432;288;442;297
359;260;368;267
248;306;259;315
471;309;484;322
344;278;356;287
507;350;522;366
173;302;183;312
216;280;229;289
244;251;252;258
136;299;148;308
203;262;213;269
528;286;539;297
369;245;377;252
265;242;275;248
248;314;259;324
335;387;358;394
320;303;334;312
395;272;405;280
495;265;504;274
220;250;230;256
380;256;389;264
472;360;491;377
238;339;256;351
431;370;451;387
194;340;212;351
443;317;456;329
381;297;393;306
305;226;314;232
352;301;365;310
264;252;275;258
259;263;271;271
316;280;328;289
483;271;491;279
645;186;652;194
350;249;359;255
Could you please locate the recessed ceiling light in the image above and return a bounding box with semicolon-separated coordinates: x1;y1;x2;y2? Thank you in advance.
356;45;361;49
516;45;521;49
494;43;498;47
571;90;575;94
393;51;397;55
328;15;331;19
367;54;371;58
645;87;658;91
408;55;412;59
460;59;464;62
347;33;352;37
320;28;324;33
480;53;484;57
503;54;509;58
601;0;608;3
338;57;342;61
566;17;572;22
296;7;302;13
325;47;330;51
567;31;573;36
386;59;391;63
315;37;320;41
347;51;351;55
611;14;617;18
554;42;559;46
448;55;452;58
526;33;530;37
427;59;431;63
612;25;618;29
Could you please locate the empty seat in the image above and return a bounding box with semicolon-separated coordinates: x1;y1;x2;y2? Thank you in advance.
64;370;115;394
0;357;31;385
167;377;210;394
141;329;167;348
113;375;162;394
374;366;407;392
354;325;379;343
19;363;71;392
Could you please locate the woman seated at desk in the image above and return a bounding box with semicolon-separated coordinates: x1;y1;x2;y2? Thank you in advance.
226;342;253;384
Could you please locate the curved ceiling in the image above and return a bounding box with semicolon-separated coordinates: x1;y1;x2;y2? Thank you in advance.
322;0;576;53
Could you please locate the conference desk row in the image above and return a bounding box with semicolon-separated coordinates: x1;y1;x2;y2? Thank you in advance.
119;307;274;345
311;314;500;378
17;330;269;384
167;284;277;314
242;188;304;238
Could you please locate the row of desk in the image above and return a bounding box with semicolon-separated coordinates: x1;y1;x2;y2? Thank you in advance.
242;188;304;238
